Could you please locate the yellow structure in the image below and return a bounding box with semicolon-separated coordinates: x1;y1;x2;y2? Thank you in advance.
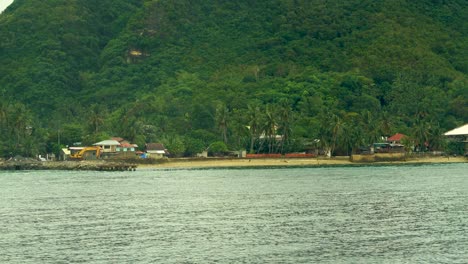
69;147;101;160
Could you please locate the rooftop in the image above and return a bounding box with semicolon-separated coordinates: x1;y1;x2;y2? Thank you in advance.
444;124;468;136
93;140;121;146
387;133;406;142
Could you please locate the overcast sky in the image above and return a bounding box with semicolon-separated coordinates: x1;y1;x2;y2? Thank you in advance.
0;0;14;13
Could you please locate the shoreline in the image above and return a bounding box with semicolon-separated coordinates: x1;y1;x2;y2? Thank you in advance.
0;156;466;171
141;156;467;170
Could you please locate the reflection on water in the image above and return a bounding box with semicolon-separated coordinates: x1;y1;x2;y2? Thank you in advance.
1;164;467;263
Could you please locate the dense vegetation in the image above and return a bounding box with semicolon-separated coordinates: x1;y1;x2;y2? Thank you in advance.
0;0;466;158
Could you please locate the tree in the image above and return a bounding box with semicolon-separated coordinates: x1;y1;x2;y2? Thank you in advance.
183;137;205;157
412;119;430;152
378;111;394;137
341;112;363;155
263;105;278;154
426;124;446;151
0;102;41;157
361;110;381;147
229;108;249;150
277;100;293;154
161;134;185;157
0;0;466;156
215;103;229;144
208;141;228;156
87;104;106;135
329;113;345;156
246;104;263;154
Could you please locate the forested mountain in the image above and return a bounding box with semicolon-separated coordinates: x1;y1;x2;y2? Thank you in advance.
0;0;466;157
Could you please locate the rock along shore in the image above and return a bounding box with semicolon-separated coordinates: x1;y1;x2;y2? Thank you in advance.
0;160;137;171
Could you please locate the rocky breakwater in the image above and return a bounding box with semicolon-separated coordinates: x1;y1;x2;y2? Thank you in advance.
0;159;137;171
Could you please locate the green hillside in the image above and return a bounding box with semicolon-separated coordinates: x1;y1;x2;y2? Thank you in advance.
0;0;466;157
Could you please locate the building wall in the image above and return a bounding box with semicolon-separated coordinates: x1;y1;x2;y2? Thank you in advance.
98;145;117;153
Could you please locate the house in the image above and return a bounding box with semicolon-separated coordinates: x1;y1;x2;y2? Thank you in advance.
112;137;138;152
444;124;468;155
116;141;138;152
93;138;138;153
92;138;139;159
145;143;168;159
444;124;468;138
387;133;406;144
373;142;404;153
371;133;406;153
115;140;139;158
93;139;121;153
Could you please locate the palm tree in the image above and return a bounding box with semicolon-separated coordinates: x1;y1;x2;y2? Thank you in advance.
247;104;262;154
277;100;293;154
412;119;430;152
0;100;8;139
9;103;32;155
0;100;7;123
263;105;277;153
426;124;446;151
318;111;345;157
341;112;363;155
330;113;344;156
361;110;380;147
378;111;393;137
230;108;249;150
215;104;229;144
88;104;105;135
318;111;333;157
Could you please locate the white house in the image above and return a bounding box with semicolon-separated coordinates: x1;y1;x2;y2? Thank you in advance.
93;139;121;153
444;124;468;155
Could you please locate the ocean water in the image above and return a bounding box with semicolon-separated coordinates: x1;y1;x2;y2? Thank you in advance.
0;164;467;263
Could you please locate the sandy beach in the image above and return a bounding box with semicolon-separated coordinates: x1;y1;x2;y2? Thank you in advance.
141;156;467;169
1;156;465;171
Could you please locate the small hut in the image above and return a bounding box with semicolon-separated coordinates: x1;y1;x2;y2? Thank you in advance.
145;143;168;159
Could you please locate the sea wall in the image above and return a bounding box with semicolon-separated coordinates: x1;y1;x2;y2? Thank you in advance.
0;161;137;171
375;152;406;161
351;153;406;162
350;154;375;162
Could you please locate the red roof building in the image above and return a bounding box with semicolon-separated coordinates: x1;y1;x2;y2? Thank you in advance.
387;133;406;144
